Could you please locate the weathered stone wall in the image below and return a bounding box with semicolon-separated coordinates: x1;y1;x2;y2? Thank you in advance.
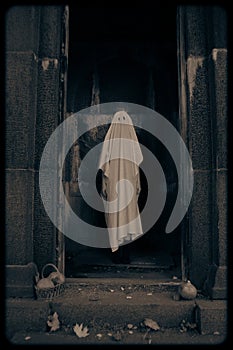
6;6;40;265
5;6;64;271
33;6;64;271
178;6;227;295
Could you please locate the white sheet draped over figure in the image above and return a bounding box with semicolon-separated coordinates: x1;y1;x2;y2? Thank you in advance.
98;111;143;252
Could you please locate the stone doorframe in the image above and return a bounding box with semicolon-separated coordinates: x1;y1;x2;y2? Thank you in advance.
56;6;227;299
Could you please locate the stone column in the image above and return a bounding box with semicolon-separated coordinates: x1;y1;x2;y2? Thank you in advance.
203;7;228;299
5;6;40;296
33;6;64;271
177;6;227;297
5;6;66;296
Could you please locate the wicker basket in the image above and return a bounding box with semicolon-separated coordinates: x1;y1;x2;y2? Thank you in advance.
35;263;65;300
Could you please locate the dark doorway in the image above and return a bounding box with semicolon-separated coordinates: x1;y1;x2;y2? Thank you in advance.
64;6;181;279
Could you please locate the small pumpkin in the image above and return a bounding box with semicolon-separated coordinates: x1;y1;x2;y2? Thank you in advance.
41;263;65;285
36;277;54;290
178;280;197;300
49;271;65;285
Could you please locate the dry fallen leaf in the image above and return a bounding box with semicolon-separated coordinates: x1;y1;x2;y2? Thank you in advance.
213;331;220;335
47;312;60;332
144;318;160;331
112;331;122;341
73;323;89;338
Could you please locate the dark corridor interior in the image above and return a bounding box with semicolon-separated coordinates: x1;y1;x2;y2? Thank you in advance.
64;5;181;279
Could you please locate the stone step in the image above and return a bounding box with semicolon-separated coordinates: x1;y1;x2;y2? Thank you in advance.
6;280;194;339
5;279;227;341
195;300;227;335
65;277;182;292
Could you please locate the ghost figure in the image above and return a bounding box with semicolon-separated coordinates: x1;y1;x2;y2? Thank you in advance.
98;111;143;253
